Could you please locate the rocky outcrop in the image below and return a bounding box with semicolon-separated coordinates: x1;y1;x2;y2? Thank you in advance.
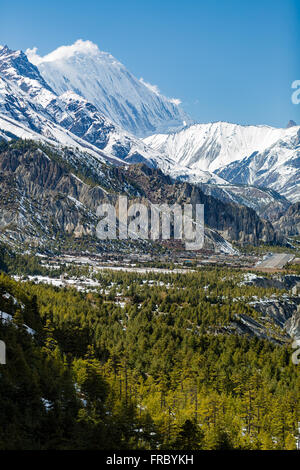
0;142;280;251
123;164;278;246
242;274;300;290
218;296;300;344
197;183;291;222
0;45;169;168
230;313;288;344
0;143;110;244
273;202;300;236
249;297;300;339
233;274;300;341
286;120;297;128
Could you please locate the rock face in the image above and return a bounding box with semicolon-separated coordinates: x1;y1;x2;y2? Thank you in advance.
227;299;300;344
286;120;297;128
233;274;300;341
1;43;299;223
0;144;103;242
215;129;300;203
196;183;291;222
0;43;297;245
220;274;300;342
0;141;278;251
273;202;300;236
122;164;278;245
243;274;300;290
249;298;300;340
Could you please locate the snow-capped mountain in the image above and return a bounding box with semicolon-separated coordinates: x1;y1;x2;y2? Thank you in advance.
0;42;298;212
215;129;300;202
144;122;298;172
0;42;294;249
26;40;192;138
0;44;175;170
144;122;300;202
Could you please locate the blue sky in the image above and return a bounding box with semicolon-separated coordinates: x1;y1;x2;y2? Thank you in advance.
1;0;299;127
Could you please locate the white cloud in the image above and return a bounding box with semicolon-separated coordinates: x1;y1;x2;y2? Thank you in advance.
140;78;182;106
26;40;100;65
139;77;160;95
25;47;42;65
168;97;182;106
26;42;183;109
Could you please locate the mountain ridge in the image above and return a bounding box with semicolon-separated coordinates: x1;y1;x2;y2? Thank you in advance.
26;39;192;137
0;44;176;170
0;40;298;229
0;140;279;252
144;122;300;202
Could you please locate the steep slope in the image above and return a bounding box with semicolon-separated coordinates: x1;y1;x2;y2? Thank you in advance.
1;43;298;216
216;129;300;202
144;122;300;202
26;40;192;137
122;163;278;246
0;140;139;249
0;45;171;169
197;184;291;221
273;202;300;236
0;44;233;189
144;122;298;172
0;105;122;166
0;141;278;252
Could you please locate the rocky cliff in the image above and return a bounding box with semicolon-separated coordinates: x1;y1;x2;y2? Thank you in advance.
0;140;279;252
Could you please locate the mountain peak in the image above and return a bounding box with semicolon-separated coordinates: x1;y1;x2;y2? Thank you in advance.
286;119;297;128
26;39;102;65
0;44;53;92
26;39;191;137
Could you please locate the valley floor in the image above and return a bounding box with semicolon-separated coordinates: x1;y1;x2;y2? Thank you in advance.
0;247;300;450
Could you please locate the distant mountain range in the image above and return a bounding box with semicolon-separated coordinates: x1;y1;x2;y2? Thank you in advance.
144;122;300;203
0;40;299;250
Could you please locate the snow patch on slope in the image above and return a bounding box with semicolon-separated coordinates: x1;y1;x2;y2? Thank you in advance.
144;122;298;172
26;40;192;137
144;122;300;202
